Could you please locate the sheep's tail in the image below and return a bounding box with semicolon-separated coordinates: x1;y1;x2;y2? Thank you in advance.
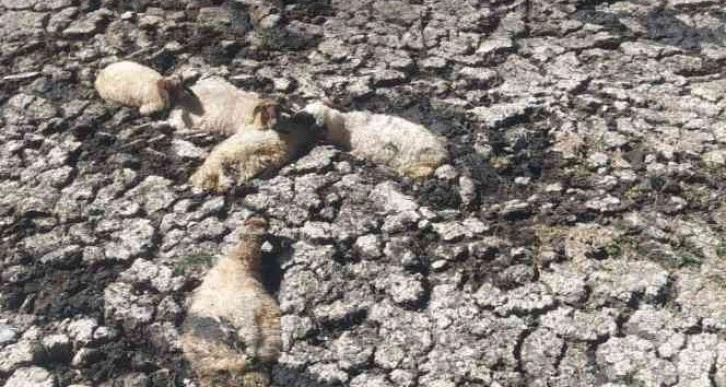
399;147;449;179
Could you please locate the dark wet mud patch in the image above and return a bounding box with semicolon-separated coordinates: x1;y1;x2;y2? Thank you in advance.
645;9;726;50
77;119;204;186
0;254;192;384
456;112;567;207
0;252;126;319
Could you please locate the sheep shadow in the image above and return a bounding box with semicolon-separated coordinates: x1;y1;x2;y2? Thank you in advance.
574;7;726;51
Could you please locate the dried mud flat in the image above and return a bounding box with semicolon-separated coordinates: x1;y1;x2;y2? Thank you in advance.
1;0;726;386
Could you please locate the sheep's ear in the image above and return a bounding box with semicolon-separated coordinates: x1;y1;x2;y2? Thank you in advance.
244;215;269;229
158;78;180;94
252;104;268;125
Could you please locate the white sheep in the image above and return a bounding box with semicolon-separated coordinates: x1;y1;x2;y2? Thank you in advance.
303;101;448;178
189;119;320;192
94;60;183;115
180;216;280;387
168;76;281;135
189;110;321;192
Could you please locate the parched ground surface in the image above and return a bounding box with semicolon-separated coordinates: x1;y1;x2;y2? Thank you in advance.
1;0;726;386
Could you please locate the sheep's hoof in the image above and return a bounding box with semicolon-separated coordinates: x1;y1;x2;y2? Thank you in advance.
190;170;220;192
401;165;436;179
139;103;165;116
241;371;270;387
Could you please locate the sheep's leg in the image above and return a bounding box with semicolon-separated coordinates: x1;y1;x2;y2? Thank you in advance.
255;308;281;362
190;156;227;192
398;163;437;179
240;371;271;387
235;148;288;184
238;324;261;360
139;101;163;115
191;134;252;192
182;334;250;387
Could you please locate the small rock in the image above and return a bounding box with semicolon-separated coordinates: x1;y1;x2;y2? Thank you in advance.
41;334;71;362
522;328;564;376
587;152;609;168
459;67;498;86
1;0;38;9
307;363;349;385
355;234;382;259
458;176;478;206
63;8;112;37
370;182;419;213
39;245;81;268
377;272;425;306
435;164;458;180
104;219;156;261
0;341;40;373
470;102;532;128
92;326;118;343
5;366;56;387
476;38;514;57
703;150;726;167
585;195;621;213
669;0;718;8
500;199;530;218
71;347;102;367
197;7;230;27
66;318;97;345
301;221;333;243
421;57;448;70
119;259;174;293
313;300;367;325
292;146;337;173
0;324;18;345
171;139;206;159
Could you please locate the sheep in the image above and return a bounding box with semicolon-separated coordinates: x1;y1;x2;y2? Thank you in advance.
189;110;321;192
180;216;280;387
302;101;448;178
94;60;184;115
168;76;282;135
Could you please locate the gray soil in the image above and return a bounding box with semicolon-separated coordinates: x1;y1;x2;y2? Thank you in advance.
1;0;726;386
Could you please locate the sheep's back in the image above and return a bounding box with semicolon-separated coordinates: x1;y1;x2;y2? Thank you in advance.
187;260;264;324
178;78;262;135
94;61;163;106
345;112;447;168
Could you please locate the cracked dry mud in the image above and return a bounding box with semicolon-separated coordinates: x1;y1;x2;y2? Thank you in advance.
1;0;726;386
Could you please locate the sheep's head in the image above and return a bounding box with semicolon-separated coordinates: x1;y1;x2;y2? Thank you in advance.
243;216;269;235
157;75;187;107
250;99;282;131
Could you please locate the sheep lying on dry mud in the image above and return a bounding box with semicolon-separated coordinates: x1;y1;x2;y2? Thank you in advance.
168;76;282;134
189;108;321;192
181;216;281;387
303;101;448;178
94;60;185;115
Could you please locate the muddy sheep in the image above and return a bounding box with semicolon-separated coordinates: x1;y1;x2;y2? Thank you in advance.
180;216;280;387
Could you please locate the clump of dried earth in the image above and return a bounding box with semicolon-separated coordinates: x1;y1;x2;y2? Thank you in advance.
2;0;726;386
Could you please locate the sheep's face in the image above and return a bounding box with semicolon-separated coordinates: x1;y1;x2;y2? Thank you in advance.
157;75;186;107
251;100;281;131
243;216;269;235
